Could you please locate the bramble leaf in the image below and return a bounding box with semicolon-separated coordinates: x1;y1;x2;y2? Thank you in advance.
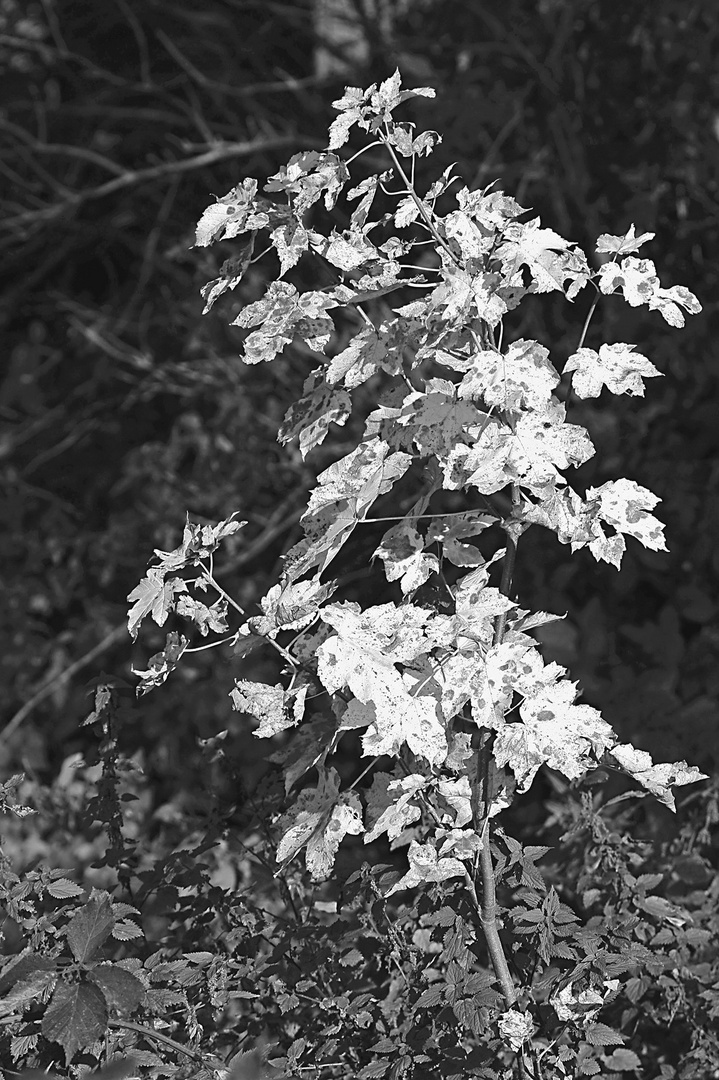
42;978;107;1063
66;893;115;963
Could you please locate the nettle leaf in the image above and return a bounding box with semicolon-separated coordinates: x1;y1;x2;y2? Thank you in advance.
66;892;115;963
278;367;351;457
42;977;107;1064
458;339;560;410
565;343;661;398
608;745;708;811
275;767;363;881
385;840;465;896
0;967;56;1018
493;679;616;791
231;679;307;738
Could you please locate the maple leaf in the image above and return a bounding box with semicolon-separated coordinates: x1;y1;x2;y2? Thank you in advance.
275;767;363;881
456;186;527;231
364;771;426;844
551;983;607;1023
152;513;245;571
231;679;307;738
316;603;447;766
270;715;340;793
436;776;473;828
265;151;349;214
608;744;708;811
303;438;412;526
270;219;310;276
509;400;595;491
278;367;351;458
374;520;439;594
425;510;495;567
598;257;701;326
596;223;655;255
325;325;388;389
443;420;514;494
458;339;560;410
200;242;254;313
469;640;552;728
310;228;379;271
127;568;186;640
385;840;465;896
372;388;482;460
249;577;335;636
443;209;493;261
234;282;336;364
457;591;517;662
132;632;188;695
194;179;264;247
587;478;667;554
347;173;379;229
498;1009;535;1052
496;219;591;296
565;343;661;398
493;679;616;791
175;594;229;636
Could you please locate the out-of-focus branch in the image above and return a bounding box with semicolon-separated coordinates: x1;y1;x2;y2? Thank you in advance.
0;134;319;234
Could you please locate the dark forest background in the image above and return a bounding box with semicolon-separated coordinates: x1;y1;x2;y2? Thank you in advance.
1;0;718;859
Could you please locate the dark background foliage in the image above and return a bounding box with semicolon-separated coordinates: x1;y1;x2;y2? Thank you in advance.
1;0;717;853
